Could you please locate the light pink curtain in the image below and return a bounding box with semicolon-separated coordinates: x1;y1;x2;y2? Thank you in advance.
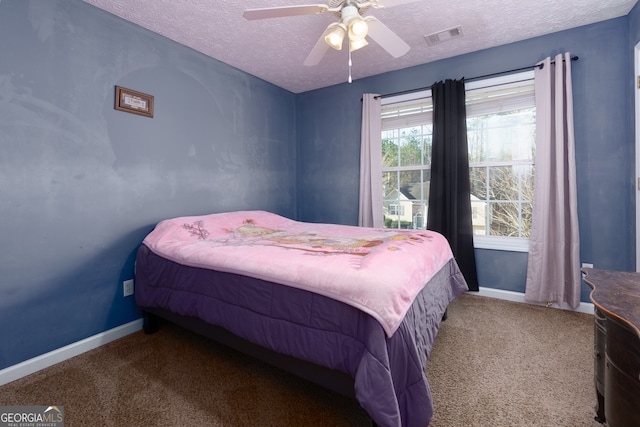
358;94;383;227
525;53;581;309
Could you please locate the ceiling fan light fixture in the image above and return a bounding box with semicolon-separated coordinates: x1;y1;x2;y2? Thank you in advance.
348;18;368;39
349;37;368;52
324;23;347;50
341;3;368;41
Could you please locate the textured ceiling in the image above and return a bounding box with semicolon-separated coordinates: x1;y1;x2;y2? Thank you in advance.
81;0;637;93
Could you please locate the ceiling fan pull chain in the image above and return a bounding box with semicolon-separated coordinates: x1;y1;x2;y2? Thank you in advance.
348;47;353;83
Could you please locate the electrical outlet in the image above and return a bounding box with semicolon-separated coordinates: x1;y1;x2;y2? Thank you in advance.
123;279;134;297
581;263;594;269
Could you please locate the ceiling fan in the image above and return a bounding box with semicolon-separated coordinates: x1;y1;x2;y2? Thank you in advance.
243;0;417;67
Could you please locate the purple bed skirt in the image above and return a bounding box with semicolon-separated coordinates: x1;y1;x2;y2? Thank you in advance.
135;243;468;426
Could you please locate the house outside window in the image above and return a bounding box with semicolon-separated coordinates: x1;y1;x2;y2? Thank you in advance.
381;71;535;251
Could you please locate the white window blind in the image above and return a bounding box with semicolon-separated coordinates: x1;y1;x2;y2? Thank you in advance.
466;73;535;117
381;74;534;130
381;90;432;130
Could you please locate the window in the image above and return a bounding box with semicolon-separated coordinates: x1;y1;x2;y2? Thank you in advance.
381;72;535;251
381;90;432;230
389;204;405;216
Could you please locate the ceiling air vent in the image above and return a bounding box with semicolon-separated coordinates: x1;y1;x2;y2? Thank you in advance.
424;26;463;46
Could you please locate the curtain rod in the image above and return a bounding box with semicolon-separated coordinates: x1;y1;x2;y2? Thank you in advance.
374;55;579;100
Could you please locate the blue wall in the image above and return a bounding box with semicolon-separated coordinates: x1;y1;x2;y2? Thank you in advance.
296;18;636;301
0;0;296;370
632;2;640;43
1;0;637;371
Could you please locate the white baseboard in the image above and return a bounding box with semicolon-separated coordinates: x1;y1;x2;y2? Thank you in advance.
0;319;143;387
472;287;594;315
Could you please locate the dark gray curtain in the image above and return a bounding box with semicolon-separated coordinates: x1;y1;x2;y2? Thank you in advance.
427;79;479;291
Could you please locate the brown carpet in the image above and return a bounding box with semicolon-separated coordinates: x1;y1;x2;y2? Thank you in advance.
0;294;601;427
427;294;601;427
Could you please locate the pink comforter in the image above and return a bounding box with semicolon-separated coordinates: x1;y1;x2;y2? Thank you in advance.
143;211;454;336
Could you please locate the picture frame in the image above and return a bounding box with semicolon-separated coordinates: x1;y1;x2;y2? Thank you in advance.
114;85;154;118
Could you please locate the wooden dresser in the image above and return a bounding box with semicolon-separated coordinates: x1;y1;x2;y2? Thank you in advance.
582;268;640;427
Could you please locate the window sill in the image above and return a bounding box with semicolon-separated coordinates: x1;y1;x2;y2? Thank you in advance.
473;236;529;252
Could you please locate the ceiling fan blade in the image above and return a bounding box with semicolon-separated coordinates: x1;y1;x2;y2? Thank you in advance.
366;17;410;58
371;0;421;8
304;30;331;66
243;4;329;20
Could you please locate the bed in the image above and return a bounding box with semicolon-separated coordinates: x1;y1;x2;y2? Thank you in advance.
134;210;468;427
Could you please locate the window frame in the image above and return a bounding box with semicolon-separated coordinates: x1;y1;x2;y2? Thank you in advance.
380;71;534;252
381;90;433;231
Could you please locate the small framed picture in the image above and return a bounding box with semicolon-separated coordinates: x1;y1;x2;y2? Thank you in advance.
114;86;154;118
